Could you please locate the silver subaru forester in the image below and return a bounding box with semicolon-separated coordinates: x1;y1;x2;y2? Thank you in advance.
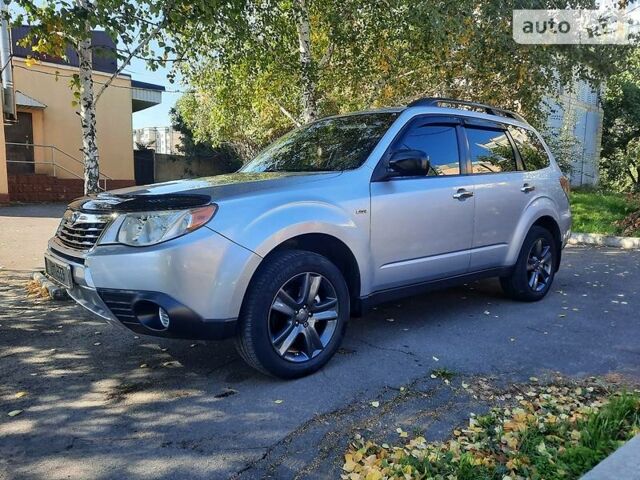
45;98;572;378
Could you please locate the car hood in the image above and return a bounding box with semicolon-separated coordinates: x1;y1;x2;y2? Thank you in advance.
71;172;342;212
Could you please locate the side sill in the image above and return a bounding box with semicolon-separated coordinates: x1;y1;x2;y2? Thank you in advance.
355;267;514;314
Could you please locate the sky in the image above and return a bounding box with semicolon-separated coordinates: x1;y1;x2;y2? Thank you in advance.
126;56;182;130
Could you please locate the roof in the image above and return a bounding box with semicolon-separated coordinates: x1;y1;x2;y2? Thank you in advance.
131;80;166;92
15;90;46;109
11;26;118;75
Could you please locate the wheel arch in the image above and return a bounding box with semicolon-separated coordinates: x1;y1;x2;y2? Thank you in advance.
531;215;562;271
507;198;564;271
257;233;363;316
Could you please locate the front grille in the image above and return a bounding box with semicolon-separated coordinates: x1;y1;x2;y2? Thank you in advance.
56;210;111;251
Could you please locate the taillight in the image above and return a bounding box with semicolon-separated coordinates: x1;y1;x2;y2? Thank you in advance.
560;175;570;198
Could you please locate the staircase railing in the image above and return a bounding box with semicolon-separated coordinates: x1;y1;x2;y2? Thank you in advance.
5;142;113;191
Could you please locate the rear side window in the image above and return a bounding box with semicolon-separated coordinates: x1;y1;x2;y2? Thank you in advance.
508;126;551;171
466;127;518;174
393;123;460;176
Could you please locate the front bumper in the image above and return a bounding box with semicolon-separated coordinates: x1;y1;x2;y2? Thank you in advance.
46;226;262;340
96;288;237;339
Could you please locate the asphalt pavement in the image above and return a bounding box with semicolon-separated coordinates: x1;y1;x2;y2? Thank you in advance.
0;245;639;479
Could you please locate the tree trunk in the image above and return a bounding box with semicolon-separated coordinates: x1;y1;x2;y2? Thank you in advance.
294;0;317;124
77;4;100;195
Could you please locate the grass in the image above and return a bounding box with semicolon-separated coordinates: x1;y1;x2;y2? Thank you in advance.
570;189;640;236
343;382;640;480
431;368;457;381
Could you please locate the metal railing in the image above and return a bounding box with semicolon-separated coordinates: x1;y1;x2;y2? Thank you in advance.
5;142;113;191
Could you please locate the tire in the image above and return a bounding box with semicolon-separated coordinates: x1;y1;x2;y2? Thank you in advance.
500;226;557;302
235;249;350;379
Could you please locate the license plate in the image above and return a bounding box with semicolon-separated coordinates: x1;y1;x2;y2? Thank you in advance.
44;255;73;289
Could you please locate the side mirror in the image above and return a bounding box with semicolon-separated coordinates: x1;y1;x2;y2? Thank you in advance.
388;149;430;177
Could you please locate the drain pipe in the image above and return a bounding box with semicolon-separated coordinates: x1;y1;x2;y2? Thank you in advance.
0;3;16;124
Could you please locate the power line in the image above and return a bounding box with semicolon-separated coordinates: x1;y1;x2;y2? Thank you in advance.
13;63;190;94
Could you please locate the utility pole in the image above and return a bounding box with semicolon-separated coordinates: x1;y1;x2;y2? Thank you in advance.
0;2;16;125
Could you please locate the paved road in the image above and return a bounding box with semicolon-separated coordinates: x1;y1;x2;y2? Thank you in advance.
0;204;66;271
1;245;639;479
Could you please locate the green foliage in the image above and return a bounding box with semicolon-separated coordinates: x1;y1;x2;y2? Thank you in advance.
173;0;629;158
7;1;213;74
570;189;640;236
170;107;242;171
346;384;640;480
601;48;640;192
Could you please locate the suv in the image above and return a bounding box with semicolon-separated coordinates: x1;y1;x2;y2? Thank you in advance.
45;98;572;378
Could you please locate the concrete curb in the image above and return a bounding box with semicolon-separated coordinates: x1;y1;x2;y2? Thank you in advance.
580;434;640;480
569;232;640;249
31;271;70;301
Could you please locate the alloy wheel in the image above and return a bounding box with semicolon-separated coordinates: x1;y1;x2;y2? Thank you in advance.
268;272;339;363
527;238;553;292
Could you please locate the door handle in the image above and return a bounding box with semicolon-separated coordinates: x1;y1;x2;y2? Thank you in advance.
521;183;536;193
453;189;474;200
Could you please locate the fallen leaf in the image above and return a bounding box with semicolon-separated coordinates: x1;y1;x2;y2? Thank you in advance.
93;342;101;346
14;392;27;399
432;356;439;361
371;401;380;408
274;399;283;404
8;410;23;417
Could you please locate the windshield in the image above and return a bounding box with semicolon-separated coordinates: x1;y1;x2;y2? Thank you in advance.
241;112;398;173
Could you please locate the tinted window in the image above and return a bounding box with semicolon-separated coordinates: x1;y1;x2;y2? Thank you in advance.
241;112;398;173
393;123;460;176
466;127;518;174
508;126;550;171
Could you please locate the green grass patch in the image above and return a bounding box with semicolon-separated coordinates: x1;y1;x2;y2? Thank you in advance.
570;189;640;236
431;368;457;381
344;383;640;480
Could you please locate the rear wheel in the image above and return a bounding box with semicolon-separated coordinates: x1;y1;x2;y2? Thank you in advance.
500;226;557;301
235;249;349;378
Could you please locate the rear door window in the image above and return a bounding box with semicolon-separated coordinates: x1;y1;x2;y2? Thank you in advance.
508;126;551;171
466;127;518;174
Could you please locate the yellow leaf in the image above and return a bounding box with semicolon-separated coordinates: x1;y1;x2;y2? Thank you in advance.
25;56;39;67
15;391;27;399
365;470;382;480
343;459;357;472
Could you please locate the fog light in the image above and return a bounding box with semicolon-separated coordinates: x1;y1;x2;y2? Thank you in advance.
159;308;170;328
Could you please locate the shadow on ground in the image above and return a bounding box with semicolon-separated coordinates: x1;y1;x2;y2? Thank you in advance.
0;246;639;479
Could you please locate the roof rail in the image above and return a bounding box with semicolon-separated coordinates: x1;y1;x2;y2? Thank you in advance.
407;97;526;123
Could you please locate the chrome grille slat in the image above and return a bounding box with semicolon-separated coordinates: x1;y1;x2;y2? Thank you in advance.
55;210;112;251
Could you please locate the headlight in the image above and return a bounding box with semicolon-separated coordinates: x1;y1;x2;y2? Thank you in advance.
117;204;217;247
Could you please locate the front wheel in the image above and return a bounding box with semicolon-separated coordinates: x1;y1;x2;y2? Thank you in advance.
500;226;557;302
235;250;349;378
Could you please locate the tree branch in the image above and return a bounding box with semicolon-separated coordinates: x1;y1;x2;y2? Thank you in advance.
94;3;177;103
275;100;301;127
318;42;334;68
626;167;638;184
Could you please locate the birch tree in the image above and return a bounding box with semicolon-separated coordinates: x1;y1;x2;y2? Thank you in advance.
173;0;630;160
8;0;189;194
